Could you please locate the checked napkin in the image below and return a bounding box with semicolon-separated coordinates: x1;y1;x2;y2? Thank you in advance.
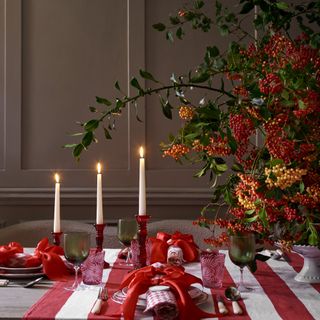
145;289;179;320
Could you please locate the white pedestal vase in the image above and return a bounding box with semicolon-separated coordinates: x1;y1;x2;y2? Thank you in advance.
292;245;320;283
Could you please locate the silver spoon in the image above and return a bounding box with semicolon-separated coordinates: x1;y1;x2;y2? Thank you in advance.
225;286;243;315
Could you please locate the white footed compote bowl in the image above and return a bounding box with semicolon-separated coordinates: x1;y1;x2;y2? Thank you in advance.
292;245;320;283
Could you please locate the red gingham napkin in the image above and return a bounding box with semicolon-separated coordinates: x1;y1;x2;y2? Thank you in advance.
145;289;179;320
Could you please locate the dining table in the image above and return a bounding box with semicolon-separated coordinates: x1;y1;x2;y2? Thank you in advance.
0;248;319;320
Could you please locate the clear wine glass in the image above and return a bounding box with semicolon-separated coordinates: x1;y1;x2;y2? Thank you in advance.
117;218;137;265
64;232;90;291
229;233;255;292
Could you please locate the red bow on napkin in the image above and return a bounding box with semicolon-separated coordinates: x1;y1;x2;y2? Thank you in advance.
119;264;215;320
149;231;199;264
0;238;70;280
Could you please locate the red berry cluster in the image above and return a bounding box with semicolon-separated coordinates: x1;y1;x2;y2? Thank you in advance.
229;114;254;143
264;115;295;164
163;144;190;160
204;232;229;247
226;72;242;81
205;136;231;156
259;73;283;95
291;45;318;70
232;85;249;97
293;90;320;118
283;206;300;221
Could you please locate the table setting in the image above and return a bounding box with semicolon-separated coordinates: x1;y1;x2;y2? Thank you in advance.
0;145;319;320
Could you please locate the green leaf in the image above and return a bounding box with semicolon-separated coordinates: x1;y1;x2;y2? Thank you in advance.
240;2;254;14
298;100;306;110
169;16;180;25
269;158;284;167
224;189;234;205
300;181;305;193
308;230;318;246
153;23;166;31
89;106;97;113
258;207;267;226
160;98;173;119
195;164;209;178
82;131;93;147
139;69;158;83
216;163;228;172
245;215;258;223
73;144;84;159
228;138;237;153
96;96;112;106
207;46;220;57
103;127;112;140
166;31;174;42
245;209;256;215
115;98;124;110
63;143;77;149
130;77;143;92
84;119;99;131
115;81;121;91
190;72;210;83
276;2;289;10
218;25;229;36
232;163;244;172
176;27;184;39
194;0;204;9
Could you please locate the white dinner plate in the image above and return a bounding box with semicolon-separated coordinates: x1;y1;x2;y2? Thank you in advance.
0;265;43;274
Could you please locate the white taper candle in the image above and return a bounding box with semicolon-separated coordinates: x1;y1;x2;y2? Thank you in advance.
53;173;61;233
138;147;146;215
96;163;104;224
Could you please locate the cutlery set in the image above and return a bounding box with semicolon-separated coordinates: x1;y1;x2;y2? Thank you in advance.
0;277;53;288
91;287;108;315
216;287;243;316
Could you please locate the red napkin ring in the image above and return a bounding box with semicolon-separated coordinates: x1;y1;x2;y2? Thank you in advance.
149;231;199;264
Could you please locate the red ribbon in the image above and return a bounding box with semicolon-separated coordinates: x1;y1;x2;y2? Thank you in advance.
0;238;70;280
149;231;199;264
119;265;216;320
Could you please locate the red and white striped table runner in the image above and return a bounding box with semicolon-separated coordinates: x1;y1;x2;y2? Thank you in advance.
23;249;320;320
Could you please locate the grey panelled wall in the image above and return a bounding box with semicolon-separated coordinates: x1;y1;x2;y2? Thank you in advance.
0;0;231;226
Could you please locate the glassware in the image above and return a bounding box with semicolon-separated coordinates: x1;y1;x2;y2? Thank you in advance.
229;233;255;292
81;249;105;285
200;251;225;288
117;218;138;265
64;232;90;291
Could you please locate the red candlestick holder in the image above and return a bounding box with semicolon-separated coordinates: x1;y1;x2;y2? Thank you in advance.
94;223;106;251
135;214;151;268
51;232;63;246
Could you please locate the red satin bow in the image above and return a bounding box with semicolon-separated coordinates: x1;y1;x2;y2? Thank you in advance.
0;238;69;280
119;265;215;320
149;231;199;264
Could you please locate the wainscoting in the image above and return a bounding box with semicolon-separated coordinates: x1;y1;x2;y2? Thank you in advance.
0;0;237;225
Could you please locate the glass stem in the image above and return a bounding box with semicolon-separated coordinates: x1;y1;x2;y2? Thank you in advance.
126;247;132;265
239;266;244;288
73;265;80;289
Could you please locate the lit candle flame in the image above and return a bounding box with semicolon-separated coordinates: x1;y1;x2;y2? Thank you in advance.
55;173;60;183
139;146;144;158
97;162;102;174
